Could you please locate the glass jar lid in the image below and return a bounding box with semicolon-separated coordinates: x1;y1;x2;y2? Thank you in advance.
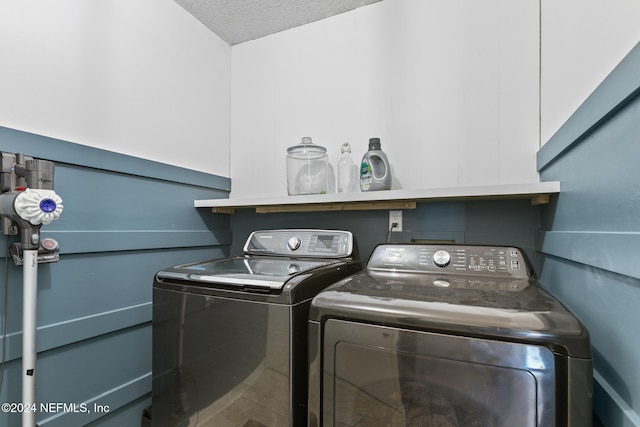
287;137;327;155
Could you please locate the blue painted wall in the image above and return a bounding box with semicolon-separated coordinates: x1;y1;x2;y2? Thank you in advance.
228;198;542;271
537;42;640;427
0;127;231;426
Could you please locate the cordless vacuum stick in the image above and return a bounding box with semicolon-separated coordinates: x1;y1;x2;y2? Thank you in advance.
0;154;63;427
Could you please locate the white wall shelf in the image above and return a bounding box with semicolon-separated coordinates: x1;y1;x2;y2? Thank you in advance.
195;182;560;214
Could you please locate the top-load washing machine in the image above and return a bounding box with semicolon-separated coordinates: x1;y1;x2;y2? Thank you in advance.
152;229;361;427
308;243;592;427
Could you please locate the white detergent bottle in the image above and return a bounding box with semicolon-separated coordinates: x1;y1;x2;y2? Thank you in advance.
360;138;391;191
337;143;358;193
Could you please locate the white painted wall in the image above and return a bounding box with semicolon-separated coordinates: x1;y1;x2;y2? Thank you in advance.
3;0;636;186
540;0;640;144
230;0;540;198
0;0;231;177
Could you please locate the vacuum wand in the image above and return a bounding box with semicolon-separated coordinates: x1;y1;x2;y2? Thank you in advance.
22;251;38;427
0;154;63;427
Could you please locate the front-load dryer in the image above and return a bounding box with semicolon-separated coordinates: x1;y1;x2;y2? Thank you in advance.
152;229;361;427
308;244;592;427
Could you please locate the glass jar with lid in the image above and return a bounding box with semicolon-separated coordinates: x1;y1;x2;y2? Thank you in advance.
286;137;328;195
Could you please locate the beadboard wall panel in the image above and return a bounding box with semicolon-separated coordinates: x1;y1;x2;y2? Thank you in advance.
537;42;640;427
0;127;231;426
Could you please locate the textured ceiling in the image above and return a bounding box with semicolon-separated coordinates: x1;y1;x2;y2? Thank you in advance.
174;0;383;45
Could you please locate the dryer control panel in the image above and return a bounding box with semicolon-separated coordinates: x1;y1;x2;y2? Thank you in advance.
244;229;354;258
367;244;529;279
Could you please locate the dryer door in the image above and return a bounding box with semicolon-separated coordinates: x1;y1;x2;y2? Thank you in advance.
320;320;557;427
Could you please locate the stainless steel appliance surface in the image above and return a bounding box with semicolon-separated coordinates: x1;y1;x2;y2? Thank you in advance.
152;229;361;427
308;244;592;427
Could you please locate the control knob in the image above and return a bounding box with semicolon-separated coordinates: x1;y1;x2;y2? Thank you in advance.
287;236;302;251
433;250;451;267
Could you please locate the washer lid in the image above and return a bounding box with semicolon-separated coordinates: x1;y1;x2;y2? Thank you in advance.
158;256;338;290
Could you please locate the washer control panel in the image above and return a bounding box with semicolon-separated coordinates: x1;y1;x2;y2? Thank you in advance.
244;229;354;258
368;244;529;278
